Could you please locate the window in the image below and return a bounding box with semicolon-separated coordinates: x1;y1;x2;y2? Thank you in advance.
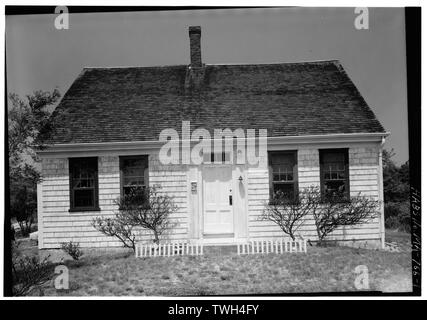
319;149;349;200
120;156;149;196
202;152;231;164
69;157;99;211
268;151;298;201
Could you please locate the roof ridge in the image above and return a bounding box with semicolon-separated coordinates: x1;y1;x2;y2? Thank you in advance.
206;59;340;66
82;64;188;70
80;59;341;70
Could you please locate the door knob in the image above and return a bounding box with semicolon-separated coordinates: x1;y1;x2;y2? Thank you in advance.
229;195;233;205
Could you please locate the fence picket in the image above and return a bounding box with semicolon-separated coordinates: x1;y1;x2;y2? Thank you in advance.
136;237;306;258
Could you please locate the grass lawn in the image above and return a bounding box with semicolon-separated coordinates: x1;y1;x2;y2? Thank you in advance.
24;230;412;296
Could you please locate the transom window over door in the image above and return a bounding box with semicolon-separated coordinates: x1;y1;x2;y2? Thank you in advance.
202;152;231;164
69;157;99;211
319;149;350;200
268;151;298;201
120;156;149;196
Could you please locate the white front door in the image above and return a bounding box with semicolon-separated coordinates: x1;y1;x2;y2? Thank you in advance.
203;166;233;235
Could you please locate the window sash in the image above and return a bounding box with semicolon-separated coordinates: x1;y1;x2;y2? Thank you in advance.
268;151;298;201
69;157;99;211
120;155;149;197
320;149;349;200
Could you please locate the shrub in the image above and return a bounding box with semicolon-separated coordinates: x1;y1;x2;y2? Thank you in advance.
263;186;379;246
384;201;411;232
12;242;54;296
313;193;379;246
261;186;321;240
60;241;84;260
92;213;137;251
92;186;178;251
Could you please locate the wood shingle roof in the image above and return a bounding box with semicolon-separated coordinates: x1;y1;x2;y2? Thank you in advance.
47;60;385;144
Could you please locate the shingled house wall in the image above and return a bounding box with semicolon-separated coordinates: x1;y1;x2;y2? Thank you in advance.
247;143;382;248
38;142;383;249
38;153;190;249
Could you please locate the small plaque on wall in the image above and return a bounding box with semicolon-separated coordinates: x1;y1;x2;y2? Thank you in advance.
191;181;197;194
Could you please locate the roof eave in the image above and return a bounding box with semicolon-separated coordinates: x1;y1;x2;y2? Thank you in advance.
37;132;389;158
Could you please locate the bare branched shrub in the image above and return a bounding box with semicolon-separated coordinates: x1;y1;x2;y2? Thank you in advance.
60;241;84;260
313;192;379;246
263;186;379;245
261;186;320;240
12;242;54;296
92;212;137;251
92;186;178;250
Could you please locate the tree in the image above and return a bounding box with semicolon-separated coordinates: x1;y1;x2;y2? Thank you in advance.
261;186;320;240
92;186;178;250
8;90;61;235
382;149;409;203
312;193;379;246
8;89;61;167
382;149;410;232
6;89;60;296
11;185;37;237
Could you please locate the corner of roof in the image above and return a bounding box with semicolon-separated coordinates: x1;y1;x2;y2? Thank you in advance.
330;59;346;72
75;67;91;80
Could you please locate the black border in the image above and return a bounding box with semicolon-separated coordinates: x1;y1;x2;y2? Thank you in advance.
5;6;266;15
405;7;422;296
3;5;421;298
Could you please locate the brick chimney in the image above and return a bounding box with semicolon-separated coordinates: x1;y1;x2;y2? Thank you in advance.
189;26;202;67
185;26;205;93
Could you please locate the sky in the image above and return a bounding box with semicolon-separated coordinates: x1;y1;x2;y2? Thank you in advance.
6;7;408;164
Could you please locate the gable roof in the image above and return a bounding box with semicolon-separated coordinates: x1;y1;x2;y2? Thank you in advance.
47;60;385;144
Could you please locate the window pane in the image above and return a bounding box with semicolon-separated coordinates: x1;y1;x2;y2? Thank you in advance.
323;152;345;163
202;152;231;164
73;178;94;188
273;183;295;201
269;151;297;201
124;177;145;186
74;189;94;207
121;156;148;195
324;180;346;199
271;153;294;165
123;186;145;196
320;149;349;200
271;153;295;182
72;159;96;178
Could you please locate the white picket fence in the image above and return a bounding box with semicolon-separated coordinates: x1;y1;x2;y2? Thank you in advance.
237;238;307;255
135;241;204;258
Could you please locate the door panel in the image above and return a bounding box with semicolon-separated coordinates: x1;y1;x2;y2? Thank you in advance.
203;166;233;234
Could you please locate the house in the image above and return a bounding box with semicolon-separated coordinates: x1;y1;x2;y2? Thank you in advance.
37;26;388;250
